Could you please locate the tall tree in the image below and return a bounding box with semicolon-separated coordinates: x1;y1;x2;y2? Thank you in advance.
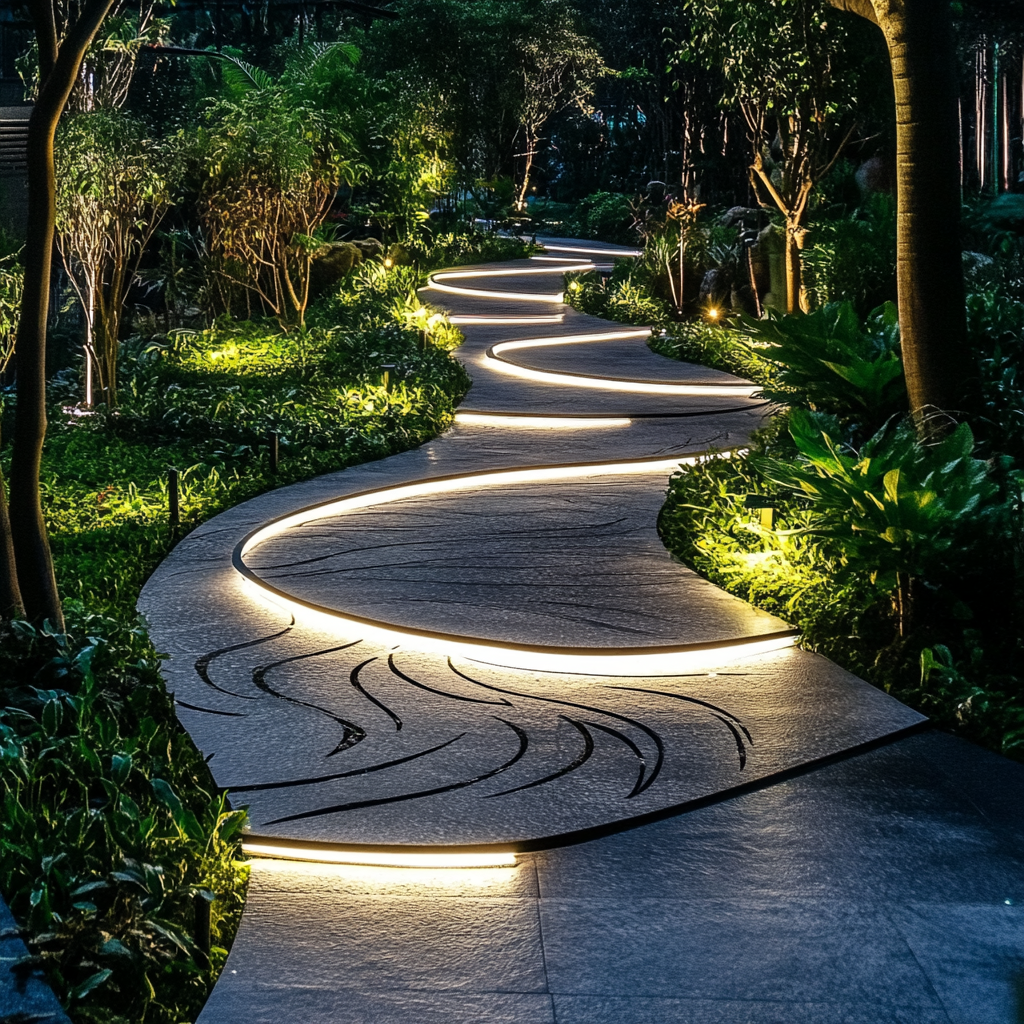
829;0;966;421
7;0;118;628
681;0;871;313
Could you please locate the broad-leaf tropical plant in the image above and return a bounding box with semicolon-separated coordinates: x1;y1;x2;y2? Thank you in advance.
755;410;997;634
737;300;905;430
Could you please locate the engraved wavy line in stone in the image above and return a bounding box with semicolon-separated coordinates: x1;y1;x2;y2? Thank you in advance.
174;699;248;718
583;719;647;798
388;654;512;706
260;718;530;825
610;685;752;770
447;658;665;797
224;735;467;793
486;716;595;797
252;641;367;756
194;622;294;700
350;657;403;730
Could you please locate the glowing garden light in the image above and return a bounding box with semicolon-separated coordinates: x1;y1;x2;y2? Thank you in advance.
241;839;517;869
484;332;760;397
426;263;594;304
454;412;631;429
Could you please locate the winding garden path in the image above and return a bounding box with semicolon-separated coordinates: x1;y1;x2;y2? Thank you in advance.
140;239;1024;1023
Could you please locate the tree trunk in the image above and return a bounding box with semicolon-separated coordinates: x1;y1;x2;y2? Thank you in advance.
831;0;967;421
9;0;117;627
0;424;25;620
784;220;802;315
515;126;536;212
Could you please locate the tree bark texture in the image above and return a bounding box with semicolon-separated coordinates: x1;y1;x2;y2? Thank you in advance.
0;424;24;619
9;0;116;627
832;0;967;420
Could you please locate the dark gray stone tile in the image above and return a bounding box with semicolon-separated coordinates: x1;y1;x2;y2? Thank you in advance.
553;995;952;1024
220;866;547;996
892;903;1024;1024
534;735;1024;904
199;985;556;1024
539;897;942;1007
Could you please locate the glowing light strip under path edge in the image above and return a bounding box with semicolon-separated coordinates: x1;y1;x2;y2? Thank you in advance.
426;263;592;304
448;314;565;325
233;452;799;675
241;840;518;868
540;243;643;257
486;332;761;397
454;412;631;429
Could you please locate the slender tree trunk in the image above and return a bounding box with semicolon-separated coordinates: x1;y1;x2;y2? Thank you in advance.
515;126;536;212
785;220;811;314
784;221;800;315
831;0;966;420
0;424;25;620
9;0;117;627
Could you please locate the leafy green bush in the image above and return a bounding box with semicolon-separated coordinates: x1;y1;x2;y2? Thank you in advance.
1;608;248;1024
563;191;635;244
736;301;905;432
755;411;999;633
564;263;670;326
801;194;897;313
409;229;537;271
650;318;774;387
963;289;1024;463
658;448;881;667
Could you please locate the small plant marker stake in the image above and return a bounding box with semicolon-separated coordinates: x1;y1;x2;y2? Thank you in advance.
168;468;180;529
194;893;211;966
269;431;279;474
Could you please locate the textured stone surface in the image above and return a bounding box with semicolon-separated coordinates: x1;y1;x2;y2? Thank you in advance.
1;896;70;1023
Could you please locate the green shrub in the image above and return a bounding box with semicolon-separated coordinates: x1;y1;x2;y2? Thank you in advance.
650;318;774;387
0;608;248;1024
736;301;905;433
563;191;635;244
801;194;897;313
658;449;881;667
564;263;670;326
754;411;999;623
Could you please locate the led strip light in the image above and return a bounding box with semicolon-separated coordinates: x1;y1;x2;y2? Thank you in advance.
448;314;565;325
241;840;517;869
540;243;643;258
454;412;631;429
530;255;592;263
234;453;797;676
427;263;592;303
485;332;760;397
